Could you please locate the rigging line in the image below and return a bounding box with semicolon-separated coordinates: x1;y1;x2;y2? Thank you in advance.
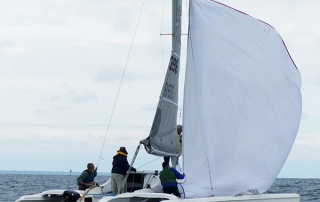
96;0;147;167
136;156;162;170
206;157;215;196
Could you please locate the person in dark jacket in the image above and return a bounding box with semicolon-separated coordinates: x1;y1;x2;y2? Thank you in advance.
111;147;136;194
159;161;184;197
77;163;97;190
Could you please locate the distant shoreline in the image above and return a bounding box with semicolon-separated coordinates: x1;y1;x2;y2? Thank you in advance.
0;170;111;176
1;170;317;179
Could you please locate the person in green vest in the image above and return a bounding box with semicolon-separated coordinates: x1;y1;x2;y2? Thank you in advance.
77;163;98;190
159;161;185;197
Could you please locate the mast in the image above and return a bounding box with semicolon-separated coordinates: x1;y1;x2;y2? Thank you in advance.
172;0;182;55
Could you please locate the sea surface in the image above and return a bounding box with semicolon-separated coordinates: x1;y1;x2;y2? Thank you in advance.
0;174;319;202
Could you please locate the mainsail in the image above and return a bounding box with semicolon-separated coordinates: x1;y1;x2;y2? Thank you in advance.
141;0;182;157
182;0;302;197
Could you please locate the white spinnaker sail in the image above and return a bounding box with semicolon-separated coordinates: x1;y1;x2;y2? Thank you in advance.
143;0;182;157
183;0;302;197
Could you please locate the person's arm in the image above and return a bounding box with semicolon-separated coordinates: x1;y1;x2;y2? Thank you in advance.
170;167;184;179
124;158;136;172
77;171;89;185
124;158;130;171
130;167;136;172
76;176;82;185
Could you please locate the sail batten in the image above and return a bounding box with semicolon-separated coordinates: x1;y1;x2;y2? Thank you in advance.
161;97;178;106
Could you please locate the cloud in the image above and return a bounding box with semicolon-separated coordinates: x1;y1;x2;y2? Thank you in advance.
52;105;72;112
95;65;127;82
71;94;97;103
1;46;35;54
34;109;48;114
44;95;62;102
295;133;320;148
0;0;319;179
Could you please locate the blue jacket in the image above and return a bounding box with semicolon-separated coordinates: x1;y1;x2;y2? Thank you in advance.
111;154;136;175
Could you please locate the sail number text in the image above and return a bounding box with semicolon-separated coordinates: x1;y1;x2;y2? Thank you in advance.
163;54;179;99
169;55;179;73
163;82;174;99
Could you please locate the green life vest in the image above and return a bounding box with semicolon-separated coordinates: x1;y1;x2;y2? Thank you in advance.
160;168;177;185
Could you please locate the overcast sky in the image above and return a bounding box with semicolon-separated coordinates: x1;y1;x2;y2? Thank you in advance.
0;0;319;178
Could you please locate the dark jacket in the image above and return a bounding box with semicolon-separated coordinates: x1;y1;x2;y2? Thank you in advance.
111;153;136;175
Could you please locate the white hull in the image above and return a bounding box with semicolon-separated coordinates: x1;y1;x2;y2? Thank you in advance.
16;171;299;202
98;193;300;202
16;191;300;202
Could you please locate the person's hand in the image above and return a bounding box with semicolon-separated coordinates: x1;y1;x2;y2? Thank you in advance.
95;167;98;171
90;181;95;185
80;181;83;184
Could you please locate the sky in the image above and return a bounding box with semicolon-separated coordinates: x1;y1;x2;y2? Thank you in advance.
0;0;319;179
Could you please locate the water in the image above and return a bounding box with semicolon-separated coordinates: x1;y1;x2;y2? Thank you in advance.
0;174;319;202
266;178;320;201
0;174;110;202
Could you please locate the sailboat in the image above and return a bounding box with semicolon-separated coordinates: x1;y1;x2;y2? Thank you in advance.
16;0;302;201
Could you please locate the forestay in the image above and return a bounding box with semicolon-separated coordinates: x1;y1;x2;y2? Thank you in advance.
142;0;182;157
182;0;302;197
